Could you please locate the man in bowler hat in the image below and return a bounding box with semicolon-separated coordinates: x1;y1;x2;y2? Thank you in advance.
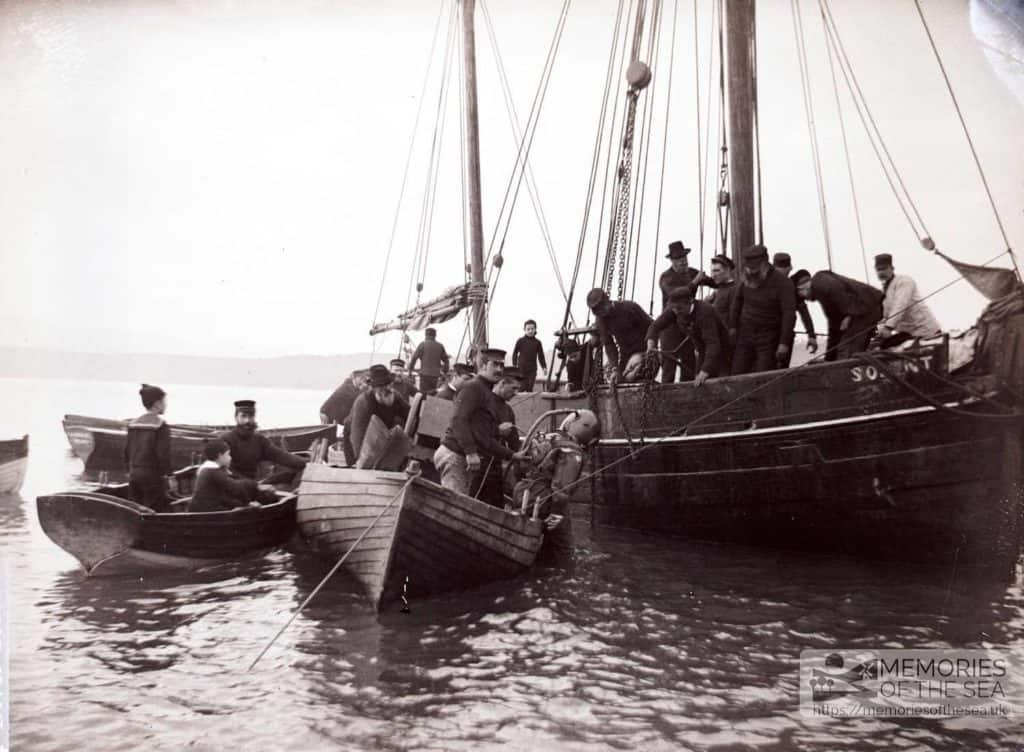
656;241;704;382
347;364;411;465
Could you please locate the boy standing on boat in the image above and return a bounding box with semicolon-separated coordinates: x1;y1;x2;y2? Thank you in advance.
347;365;411;462
408;328;450;395
219;400;307;482
512;320;547;392
729;245;796;374
792;269;884;361
124;383;172;512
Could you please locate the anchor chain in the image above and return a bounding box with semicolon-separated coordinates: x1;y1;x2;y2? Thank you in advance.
604;90;641;300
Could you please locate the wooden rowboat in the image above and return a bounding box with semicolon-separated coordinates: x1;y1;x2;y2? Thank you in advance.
296;463;544;609
0;435;29;495
37;467;296;576
61;413;335;472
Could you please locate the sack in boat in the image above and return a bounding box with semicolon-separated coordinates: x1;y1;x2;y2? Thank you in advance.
356;415;412;471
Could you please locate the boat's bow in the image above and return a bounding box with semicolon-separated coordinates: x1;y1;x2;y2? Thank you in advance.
36;492;147;573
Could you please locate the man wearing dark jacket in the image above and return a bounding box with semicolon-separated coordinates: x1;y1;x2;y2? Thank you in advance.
773;252;819;366
646;287;730;386
347;364;411;462
656;241;704;383
729;245;797;374
124;383;172;511
188;439;266;513
586;288;653;383
219;400;307;481
408;328;450;394
793;269;884;361
319;369;369;424
512;320;547;392
436;362;475;401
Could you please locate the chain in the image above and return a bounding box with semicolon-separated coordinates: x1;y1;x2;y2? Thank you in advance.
604;90;641;299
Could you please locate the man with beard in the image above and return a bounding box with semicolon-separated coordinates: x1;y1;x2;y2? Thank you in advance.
389;358;419;401
586;288;653;384
646;287;730;386
218;400;307;487
792;269;884;361
347;364;412;463
729;245;796;374
772;252;819;367
655;241;705;383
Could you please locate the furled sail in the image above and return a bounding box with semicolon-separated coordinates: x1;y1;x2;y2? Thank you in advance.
936;251;1019;301
369;282;487;335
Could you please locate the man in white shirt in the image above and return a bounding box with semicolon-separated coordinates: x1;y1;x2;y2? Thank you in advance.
874;253;941;348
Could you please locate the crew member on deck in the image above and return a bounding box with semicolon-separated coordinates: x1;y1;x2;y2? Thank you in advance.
793;269;884;361
773;252;819;367
554;335;586;392
729;245;796;375
218;400;307;483
436;363;475;401
319;369;369;424
656;241;705;383
512;319;547;392
389;359;419;400
347;364;411;463
188;439;272;513
408;328;450;395
470;367;523;508
706;254;738;325
124;383;172;512
646;287;730;386
873;253;941;348
586;288;653;383
434;348;525;496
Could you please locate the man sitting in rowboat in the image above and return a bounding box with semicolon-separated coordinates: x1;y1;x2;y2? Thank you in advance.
188;439;275;513
219;400;307;487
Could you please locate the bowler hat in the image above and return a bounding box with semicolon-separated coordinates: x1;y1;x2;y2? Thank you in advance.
139;383;166;409
874;253;893;269
666;241;691;259
586;288;609;308
772;252;792;267
791;269;812;287
368;364;393;387
234;399;256;414
742;244;769;261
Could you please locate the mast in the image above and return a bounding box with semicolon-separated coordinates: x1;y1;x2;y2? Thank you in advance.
461;0;487;349
724;0;756;261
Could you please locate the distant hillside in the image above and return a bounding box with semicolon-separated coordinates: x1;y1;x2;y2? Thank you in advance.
0;348;379;390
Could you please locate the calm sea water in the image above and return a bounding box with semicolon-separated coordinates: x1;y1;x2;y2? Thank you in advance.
1;376;1022;751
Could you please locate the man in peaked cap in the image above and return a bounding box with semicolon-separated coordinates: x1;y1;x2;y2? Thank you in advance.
646;286;730;386
586;288;653;384
656;241;705;383
124;383;172;511
772;251;819;367
873;253;941;347
346;364;411;465
389;358;419;400
729;244;796;374
435;347;526;499
219;399;307;482
793;268;884;361
409;328;450;395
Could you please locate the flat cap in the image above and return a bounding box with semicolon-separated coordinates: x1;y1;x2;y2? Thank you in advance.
791;269;812;287
742;244;769;260
710;254;735;270
874;253;893;269
772;252;792;267
479;347;507;361
586;288;609;308
234;399;256;413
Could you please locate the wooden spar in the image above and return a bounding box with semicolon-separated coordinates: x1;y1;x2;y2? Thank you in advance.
461;0;487;350
725;0;756;261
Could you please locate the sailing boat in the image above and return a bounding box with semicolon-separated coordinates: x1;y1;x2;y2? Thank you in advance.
526;0;1024;569
296;0;544;609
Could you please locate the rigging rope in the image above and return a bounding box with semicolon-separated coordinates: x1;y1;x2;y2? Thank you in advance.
911;0;1021;281
715;0;730;257
751;2;764;246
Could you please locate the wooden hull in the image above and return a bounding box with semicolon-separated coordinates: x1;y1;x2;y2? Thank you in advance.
36;490;297;576
0;435;29;494
61;415;335;472
591;402;1023;568
296;464;544;608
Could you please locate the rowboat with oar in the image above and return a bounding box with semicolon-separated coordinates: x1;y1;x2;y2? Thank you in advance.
0;435;29;495
37;465;296;576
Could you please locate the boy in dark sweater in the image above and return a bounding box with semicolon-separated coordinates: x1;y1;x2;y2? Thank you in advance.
512;319;547;392
124;383;172;512
188;439;269;513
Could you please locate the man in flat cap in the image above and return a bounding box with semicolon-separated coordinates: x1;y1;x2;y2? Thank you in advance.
319;368;369;425
772;251;819;366
124;383;172;511
219;399;307;483
586;288;653;384
436;362;475;401
873;253;941;348
729;245;796;374
389;358;418;401
793;269;884;361
435;348;525;499
347;364;411;465
656;241;705;383
646;287;730;386
409;328;450;395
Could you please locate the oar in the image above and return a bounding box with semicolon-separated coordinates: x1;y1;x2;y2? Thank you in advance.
247;474;415;671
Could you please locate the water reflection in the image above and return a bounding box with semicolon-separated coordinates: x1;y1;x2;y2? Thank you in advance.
0;491;27;534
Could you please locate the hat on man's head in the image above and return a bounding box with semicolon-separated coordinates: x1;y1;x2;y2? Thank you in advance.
874;253;893;269
500;367;523;382
586;288;609;308
234;399;256;414
368;364;394;387
139;383;166;409
558;336;581;354
666;240;691;259
791;269;812;287
202;438;230;461
452;362;474;377
772;252;792;267
742;244;769;261
389;358;405;368
479;347;507;363
710;254;735;270
425;327;437;337
668;286;694;303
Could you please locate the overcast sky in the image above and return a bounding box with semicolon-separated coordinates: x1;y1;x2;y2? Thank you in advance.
1;0;1021;361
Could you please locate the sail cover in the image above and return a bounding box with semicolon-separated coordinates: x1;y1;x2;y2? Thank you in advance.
369;282;487;335
936;251;1019;301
